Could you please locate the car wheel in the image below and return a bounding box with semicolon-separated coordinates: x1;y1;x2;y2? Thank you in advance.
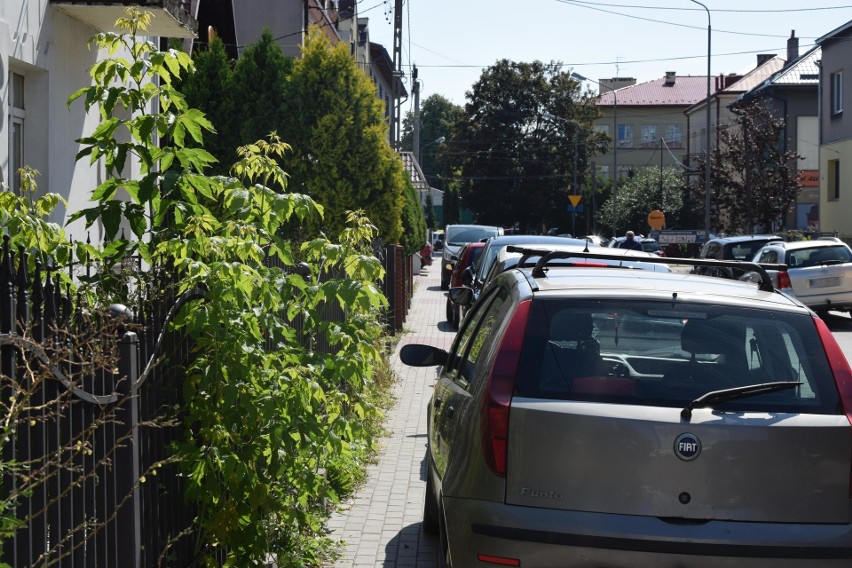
445;299;454;323
422;468;439;534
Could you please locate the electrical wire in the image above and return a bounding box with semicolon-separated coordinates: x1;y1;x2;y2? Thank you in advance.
554;0;849;39
560;0;852;16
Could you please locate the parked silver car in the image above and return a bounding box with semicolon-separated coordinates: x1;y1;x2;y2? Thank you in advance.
401;250;852;567
747;239;852;314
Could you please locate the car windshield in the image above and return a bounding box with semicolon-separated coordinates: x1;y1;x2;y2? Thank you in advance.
641;241;660;252
787;245;852;268
445;227;500;246
515;299;839;414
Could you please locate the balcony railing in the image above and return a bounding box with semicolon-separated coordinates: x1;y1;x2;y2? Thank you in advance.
51;0;197;38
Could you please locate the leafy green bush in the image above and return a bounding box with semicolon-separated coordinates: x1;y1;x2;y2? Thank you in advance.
65;9;391;564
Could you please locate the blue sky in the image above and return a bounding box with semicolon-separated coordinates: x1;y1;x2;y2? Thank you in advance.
365;0;852;108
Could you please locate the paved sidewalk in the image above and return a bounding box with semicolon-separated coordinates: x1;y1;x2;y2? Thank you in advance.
326;259;454;567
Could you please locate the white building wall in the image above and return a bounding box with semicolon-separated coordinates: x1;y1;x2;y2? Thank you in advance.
2;3;155;244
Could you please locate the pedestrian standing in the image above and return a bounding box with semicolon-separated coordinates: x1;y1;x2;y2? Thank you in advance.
618;230;643;251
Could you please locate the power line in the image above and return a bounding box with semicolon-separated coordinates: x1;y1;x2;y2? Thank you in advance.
560;0;852;15
554;0;839;39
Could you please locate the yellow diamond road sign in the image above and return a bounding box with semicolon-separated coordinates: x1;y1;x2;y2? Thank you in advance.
568;195;583;207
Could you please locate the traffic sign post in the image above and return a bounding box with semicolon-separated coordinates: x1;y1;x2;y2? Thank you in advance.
568;195;583;236
648;209;665;231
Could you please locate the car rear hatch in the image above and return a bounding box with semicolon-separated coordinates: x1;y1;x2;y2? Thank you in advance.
505;297;852;524
787;261;852;306
505;403;852;522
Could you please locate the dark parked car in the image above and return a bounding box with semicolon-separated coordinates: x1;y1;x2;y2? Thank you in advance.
693;234;783;278
464;234;591;302
400;250;852;567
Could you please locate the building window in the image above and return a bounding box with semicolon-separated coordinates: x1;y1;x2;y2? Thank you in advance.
597;165;610;178
9;72;26;193
640;125;658;148
831;71;843;115
664;124;683;148
617;124;633;148
828;159;840;200
594;124;609;137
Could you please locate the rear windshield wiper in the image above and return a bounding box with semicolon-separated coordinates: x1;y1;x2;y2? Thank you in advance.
681;381;802;420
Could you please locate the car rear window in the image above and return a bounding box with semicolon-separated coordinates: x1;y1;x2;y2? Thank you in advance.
787;245;852;268
515;298;840;414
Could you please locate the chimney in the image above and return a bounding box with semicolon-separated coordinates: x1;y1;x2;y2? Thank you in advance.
787;30;799;65
757;53;776;67
664;71;676;85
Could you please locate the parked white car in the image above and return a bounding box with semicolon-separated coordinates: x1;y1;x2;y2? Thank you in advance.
746;239;852;314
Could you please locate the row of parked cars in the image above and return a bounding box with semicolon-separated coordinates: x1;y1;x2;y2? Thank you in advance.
402;225;852;567
694;234;852;314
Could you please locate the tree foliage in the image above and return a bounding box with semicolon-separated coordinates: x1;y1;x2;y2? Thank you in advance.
280;28;404;242
63;10;390;564
231;29;292;148
445;59;602;233
401;94;463;191
399;176;428;254
711;98;802;233
179;35;240;174
443;186;461;225
597;167;688;234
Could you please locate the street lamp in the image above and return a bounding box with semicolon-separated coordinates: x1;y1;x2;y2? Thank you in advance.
572;72;618;238
690;0;712;240
417;135;445;163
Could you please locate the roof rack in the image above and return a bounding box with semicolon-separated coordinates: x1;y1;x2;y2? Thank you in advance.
503;246;783;293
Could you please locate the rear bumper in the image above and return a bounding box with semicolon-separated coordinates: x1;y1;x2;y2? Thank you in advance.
443;497;852;568
786;289;852;312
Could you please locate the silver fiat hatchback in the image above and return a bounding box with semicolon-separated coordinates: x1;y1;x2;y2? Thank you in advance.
401;251;852;567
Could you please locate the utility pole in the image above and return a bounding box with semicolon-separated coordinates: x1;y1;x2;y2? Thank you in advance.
413;66;421;160
391;0;404;150
591;161;597;233
572;130;579;236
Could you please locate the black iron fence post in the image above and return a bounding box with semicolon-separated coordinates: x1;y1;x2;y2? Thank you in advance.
115;331;141;568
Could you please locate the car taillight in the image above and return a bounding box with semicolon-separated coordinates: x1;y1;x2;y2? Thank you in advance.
777;270;792;291
480;299;531;477
814;316;852;496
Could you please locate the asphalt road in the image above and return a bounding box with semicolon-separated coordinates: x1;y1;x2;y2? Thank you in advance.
823;311;852;358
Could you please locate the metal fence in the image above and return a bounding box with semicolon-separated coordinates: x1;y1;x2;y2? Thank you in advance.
0;237;413;567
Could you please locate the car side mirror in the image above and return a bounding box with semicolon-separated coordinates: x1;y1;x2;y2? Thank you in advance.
448;286;474;307
461;266;474;287
399;343;448;367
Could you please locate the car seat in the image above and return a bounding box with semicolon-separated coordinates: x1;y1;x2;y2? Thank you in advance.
663;318;746;395
540;311;617;395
